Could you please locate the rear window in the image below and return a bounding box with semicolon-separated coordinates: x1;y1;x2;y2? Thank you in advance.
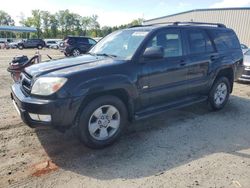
211;30;241;51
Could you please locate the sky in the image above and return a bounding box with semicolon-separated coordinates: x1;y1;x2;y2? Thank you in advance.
1;0;250;27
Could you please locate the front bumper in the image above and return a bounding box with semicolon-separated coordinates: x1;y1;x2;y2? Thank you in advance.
239;66;250;81
11;83;83;129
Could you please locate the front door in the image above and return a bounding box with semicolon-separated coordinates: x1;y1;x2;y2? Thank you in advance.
140;29;189;107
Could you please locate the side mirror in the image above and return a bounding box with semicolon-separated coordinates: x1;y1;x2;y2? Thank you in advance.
143;46;164;59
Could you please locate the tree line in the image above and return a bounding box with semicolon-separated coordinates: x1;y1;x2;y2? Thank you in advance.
0;10;143;39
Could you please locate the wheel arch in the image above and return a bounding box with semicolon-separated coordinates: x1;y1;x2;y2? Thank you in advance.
213;67;234;93
74;88;135;127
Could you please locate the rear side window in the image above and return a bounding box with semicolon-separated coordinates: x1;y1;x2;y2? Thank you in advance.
78;38;88;43
187;30;214;54
211;30;241;51
65;38;75;45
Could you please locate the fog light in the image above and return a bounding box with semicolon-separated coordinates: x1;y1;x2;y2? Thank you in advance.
29;113;51;122
38;114;51;122
29;113;39;121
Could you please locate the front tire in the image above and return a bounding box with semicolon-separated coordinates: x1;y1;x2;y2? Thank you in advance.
208;77;231;111
37;45;43;49
76;96;128;149
18;45;24;50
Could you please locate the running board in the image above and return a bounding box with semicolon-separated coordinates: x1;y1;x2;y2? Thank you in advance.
135;96;208;120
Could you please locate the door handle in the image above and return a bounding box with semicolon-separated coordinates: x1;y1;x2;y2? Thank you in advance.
179;60;186;66
210;55;219;61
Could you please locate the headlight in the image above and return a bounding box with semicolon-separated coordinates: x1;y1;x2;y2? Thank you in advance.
31;77;67;96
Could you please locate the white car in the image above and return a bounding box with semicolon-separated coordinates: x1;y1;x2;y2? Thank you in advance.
239;49;250;82
241;44;249;54
49;41;63;49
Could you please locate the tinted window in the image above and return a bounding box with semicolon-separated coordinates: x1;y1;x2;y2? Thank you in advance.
187;30;214;54
212;30;241;51
88;39;96;45
146;30;183;58
78;38;88;43
66;38;75;45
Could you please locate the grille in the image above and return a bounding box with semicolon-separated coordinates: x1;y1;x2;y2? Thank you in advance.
20;72;32;94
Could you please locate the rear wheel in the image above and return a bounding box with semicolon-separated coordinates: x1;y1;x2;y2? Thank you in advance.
76;96;128;149
72;49;81;56
208;77;231;110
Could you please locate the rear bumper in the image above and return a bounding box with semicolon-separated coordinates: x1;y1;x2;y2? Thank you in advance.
11;83;83;130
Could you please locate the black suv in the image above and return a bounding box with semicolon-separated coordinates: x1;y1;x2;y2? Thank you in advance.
11;22;244;148
62;36;97;57
18;39;46;49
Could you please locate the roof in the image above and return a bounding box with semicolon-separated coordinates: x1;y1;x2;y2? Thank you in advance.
145;7;250;22
0;26;37;32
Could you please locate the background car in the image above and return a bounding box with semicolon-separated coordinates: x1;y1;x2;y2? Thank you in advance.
239;49;250;82
49;41;63;49
0;41;10;49
62;36;97;56
45;40;58;48
18;39;46;50
241;43;249;53
9;41;20;49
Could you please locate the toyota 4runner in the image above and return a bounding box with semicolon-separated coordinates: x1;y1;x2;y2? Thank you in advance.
11;22;244;148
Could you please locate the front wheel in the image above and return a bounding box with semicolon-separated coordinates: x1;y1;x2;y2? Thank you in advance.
208;77;231;111
76;96;128;149
37;45;43;49
18;45;24;50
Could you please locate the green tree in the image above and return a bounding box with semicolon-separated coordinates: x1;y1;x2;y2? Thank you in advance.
0;10;15;25
41;11;51;38
81;16;91;36
89;15;100;37
49;14;59;38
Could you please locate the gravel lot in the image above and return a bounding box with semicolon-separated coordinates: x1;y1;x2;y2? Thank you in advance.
0;49;250;188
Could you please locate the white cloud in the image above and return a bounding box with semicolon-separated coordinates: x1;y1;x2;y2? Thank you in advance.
0;0;142;27
210;0;250;8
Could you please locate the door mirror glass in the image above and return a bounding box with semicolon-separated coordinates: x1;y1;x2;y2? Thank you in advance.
143;46;164;59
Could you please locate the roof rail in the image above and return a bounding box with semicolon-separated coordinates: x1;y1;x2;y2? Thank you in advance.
173;21;226;28
129;25;144;28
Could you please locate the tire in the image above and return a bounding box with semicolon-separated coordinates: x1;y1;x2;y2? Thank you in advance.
76;95;128;149
18;45;24;50
64;52;70;57
208;77;231;111
37;45;43;49
72;49;81;57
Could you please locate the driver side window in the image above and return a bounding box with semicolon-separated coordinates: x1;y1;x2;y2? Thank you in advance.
147;30;183;58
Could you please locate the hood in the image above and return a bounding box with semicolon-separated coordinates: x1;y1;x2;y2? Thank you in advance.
25;54;119;77
244;55;250;66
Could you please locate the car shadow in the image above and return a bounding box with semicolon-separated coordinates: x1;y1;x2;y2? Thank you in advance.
35;95;250;180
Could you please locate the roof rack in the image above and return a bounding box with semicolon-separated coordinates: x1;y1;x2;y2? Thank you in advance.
139;21;226;28
173;21;226;28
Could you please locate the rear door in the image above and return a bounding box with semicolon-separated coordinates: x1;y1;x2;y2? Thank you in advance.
184;28;215;96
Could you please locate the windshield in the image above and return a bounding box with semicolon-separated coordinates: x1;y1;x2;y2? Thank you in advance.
90;30;149;60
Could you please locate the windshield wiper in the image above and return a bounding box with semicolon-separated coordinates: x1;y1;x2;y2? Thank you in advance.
89;53;117;58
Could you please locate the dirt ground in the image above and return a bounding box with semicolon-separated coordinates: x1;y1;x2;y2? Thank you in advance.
0;49;250;188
